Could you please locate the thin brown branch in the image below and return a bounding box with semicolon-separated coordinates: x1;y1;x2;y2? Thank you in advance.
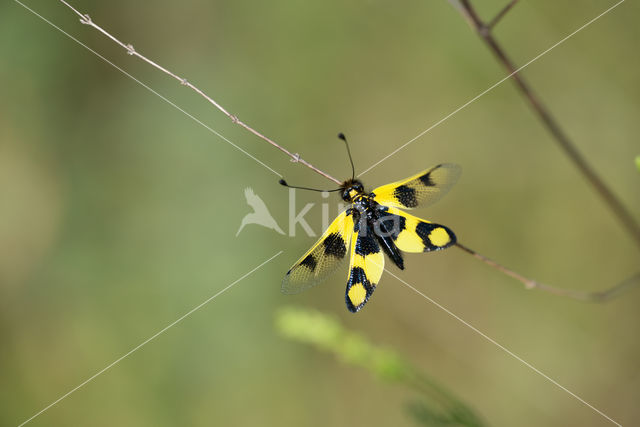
487;0;519;29
57;0;342;185
455;0;640;250
455;242;640;302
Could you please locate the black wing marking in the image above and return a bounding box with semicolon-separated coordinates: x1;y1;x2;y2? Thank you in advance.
371;164;461;209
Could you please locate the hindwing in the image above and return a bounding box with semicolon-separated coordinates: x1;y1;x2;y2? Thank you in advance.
376;206;456;252
345;219;385;312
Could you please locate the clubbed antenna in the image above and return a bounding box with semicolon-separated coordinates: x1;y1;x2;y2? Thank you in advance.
279;178;340;193
338;133;355;180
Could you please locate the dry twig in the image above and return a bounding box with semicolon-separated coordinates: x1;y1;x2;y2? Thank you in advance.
57;0;342;184
451;0;640;250
455;242;639;301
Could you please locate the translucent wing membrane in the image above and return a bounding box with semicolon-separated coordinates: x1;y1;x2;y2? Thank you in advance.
282;210;354;294
345;220;385;312
371;163;461;209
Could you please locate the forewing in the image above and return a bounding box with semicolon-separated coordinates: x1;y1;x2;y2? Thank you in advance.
282;210;354;294
371;163;461;209
377;206;456;253
345;221;384;313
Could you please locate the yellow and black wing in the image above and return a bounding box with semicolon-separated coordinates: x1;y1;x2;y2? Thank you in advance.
371;163;461;209
345;220;385;312
378;206;456;252
282;210;355;294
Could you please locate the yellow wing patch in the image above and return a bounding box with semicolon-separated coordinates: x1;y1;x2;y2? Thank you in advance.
428;227;452;247
282;210;354;294
347;283;367;307
350;247;384;288
371;163;461;209
391;210;426;252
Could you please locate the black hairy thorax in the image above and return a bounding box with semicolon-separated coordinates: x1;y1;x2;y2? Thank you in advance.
340;178;365;203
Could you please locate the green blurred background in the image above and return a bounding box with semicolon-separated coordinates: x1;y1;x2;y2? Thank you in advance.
1;0;639;425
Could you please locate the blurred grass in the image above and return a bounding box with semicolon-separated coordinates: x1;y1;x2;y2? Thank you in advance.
276;306;486;426
1;0;639;426
276;306;410;383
